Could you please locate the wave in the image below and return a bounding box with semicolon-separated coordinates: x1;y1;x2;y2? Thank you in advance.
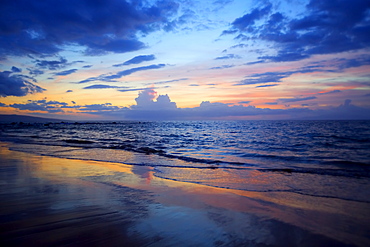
1;120;370;171
2;132;370;172
323;160;370;167
63;139;95;144
2;138;370;204
259;167;370;178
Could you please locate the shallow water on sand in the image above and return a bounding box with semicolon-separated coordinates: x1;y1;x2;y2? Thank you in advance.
1;120;369;203
1;145;369;246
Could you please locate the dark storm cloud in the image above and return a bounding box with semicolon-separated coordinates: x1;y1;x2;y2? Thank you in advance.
0;0;179;58
113;55;156;67
0;70;45;97
226;0;370;62
54;69;78;76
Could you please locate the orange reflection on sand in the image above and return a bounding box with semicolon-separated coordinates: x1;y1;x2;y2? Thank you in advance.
7;145;365;223
36;157;134;178
146;171;154;184
2;135;370;247
6;144;369;229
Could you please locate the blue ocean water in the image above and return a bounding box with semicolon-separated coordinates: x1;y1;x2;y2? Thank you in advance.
1;120;370;202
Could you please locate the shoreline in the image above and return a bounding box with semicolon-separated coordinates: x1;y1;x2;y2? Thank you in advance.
0;142;369;246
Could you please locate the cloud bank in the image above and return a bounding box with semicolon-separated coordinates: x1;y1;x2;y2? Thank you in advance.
2;88;369;120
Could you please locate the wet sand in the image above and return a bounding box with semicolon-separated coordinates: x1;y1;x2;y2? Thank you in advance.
0;143;369;246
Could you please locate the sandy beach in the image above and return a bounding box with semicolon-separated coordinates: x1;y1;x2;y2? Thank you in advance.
0;142;369;247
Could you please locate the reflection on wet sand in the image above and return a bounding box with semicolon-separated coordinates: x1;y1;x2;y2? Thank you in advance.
0;144;369;246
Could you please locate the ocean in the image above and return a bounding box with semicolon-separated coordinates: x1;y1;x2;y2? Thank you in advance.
1;120;369;203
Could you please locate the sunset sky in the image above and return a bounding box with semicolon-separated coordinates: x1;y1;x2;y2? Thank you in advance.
1;0;370;120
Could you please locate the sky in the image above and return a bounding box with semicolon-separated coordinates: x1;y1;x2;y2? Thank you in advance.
0;0;370;120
